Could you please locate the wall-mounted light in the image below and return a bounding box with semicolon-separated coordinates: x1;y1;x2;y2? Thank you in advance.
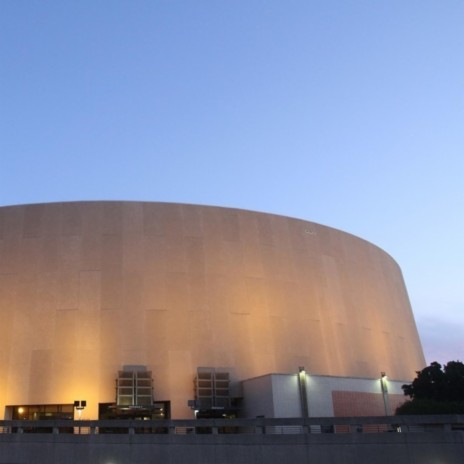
380;372;388;392
74;400;87;419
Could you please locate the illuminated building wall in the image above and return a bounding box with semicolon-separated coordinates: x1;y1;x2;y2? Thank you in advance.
241;373;407;419
0;202;425;419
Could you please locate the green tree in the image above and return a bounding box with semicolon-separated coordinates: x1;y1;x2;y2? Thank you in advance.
396;360;464;415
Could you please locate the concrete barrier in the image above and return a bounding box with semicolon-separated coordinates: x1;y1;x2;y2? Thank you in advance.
1;416;463;464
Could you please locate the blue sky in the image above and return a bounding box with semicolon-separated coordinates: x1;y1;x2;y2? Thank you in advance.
1;1;463;366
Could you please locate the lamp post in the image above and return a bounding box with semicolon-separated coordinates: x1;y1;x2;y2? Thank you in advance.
380;372;390;416
298;367;309;418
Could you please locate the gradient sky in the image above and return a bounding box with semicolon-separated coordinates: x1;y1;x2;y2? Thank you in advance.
1;1;463;366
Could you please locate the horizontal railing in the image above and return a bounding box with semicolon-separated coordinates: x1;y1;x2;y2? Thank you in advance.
1;415;463;436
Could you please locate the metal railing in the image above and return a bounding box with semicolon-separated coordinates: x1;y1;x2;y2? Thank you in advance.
0;415;463;436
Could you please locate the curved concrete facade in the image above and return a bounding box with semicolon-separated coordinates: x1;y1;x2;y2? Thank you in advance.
0;202;425;418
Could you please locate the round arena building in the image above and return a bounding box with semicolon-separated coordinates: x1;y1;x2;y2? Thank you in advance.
0;202;425;419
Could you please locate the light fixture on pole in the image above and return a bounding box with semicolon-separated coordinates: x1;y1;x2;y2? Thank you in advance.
298;366;309;418
380;372;389;415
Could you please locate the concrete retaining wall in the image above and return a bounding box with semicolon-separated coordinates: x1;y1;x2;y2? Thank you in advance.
1;416;463;464
0;431;463;464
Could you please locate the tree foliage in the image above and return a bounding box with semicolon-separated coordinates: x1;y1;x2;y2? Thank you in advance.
396;361;464;415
